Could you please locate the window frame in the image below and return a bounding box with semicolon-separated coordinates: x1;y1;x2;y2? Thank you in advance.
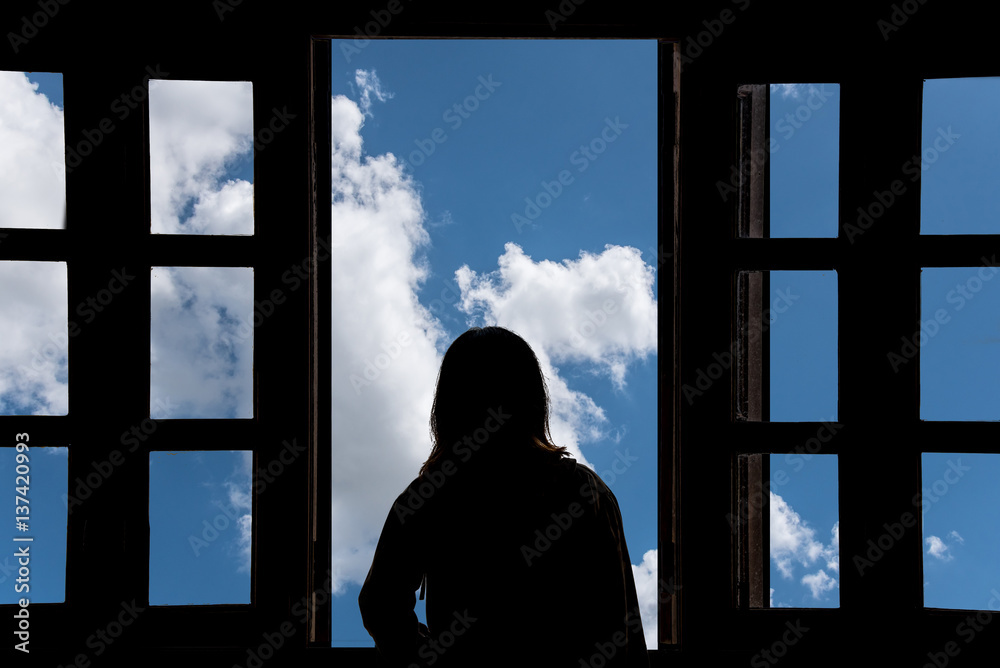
4;2;996;666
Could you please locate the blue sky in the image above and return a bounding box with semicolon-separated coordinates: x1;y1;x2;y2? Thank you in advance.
329;39;658;646
1;63;998;642
766;79;1000;610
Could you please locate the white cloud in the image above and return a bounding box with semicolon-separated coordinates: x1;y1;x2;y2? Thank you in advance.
455;243;656;391
0;71;65;229
769;83;824;100
0;261;67;415
948;530;964;544
770;492;838;583
801;568;837;599
330;92;446;593
150;266;254;418
354;69;393;118
926;535;953;561
148;79;253;234
631;549;658;650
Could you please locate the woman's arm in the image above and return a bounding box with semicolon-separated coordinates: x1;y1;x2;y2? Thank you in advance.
358;486;429;666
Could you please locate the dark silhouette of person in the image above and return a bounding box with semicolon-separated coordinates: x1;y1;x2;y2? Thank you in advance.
359;326;649;667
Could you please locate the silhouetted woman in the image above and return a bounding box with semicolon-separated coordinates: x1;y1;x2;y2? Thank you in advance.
359;326;648;667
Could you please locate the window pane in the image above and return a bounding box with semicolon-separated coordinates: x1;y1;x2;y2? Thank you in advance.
150;266;253;418
769;83;839;238
922;453;1000;610
149;79;253;235
0;444;68;604
769;453;839;608
0;261;68;415
770;270;838;422
331;40;658;647
920;266;1000;421
921;78;995;234
0;71;64;229
149;450;251;605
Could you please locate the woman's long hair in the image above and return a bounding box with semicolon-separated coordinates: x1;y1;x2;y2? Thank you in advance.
419;326;568;476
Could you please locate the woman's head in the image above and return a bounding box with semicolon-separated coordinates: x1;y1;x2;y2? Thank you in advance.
420;326;567;475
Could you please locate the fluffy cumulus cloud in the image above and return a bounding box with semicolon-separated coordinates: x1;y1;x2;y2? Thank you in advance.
0;71;65;229
150;266;254;418
330;88;446;593
454;242;657;454
0;261;67;415
770;492;839;601
329;83;658;646
926;533;961;562
148;79;254;235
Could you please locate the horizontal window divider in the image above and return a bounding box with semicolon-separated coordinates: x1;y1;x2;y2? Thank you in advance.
0;416;75;442
148;235;256;267
726;421;845;456
916;422;1000;452
917;235;1000;268
0;229;71;262
726;238;841;271
144;418;257;447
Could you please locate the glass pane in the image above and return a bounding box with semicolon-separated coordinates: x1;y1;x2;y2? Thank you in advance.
769;83;839;238
149;79;253;235
921;78;996;234
770;270;838;422
331;40;658;648
149;450;251;605
150;266;253;418
0;261;68;415
922;453;1000;610
920;266;1000;421
769;453;839;607
0;444;68;604
0;71;64;229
